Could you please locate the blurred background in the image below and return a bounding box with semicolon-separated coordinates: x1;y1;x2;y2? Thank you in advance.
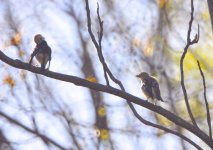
0;0;212;149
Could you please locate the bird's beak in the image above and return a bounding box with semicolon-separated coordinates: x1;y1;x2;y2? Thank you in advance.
136;74;140;78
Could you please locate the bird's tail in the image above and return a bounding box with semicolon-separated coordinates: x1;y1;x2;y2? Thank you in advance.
160;97;170;103
41;64;45;70
158;98;164;102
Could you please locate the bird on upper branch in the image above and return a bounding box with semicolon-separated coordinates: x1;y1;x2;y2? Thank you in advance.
29;34;52;70
136;72;164;103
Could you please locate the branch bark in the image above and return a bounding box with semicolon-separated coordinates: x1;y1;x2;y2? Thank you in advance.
197;60;212;139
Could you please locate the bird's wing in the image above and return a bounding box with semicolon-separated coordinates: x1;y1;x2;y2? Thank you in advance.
37;41;51;53
151;78;163;101
142;84;154;99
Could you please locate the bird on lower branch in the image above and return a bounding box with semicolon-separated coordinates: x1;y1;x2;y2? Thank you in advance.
136;72;164;104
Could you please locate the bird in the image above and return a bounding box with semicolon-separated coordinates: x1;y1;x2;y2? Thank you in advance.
29;34;52;70
136;72;164;103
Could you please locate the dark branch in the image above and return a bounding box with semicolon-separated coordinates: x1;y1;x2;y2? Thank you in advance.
180;0;199;128
85;0;110;86
127;102;202;150
0;111;66;150
197;60;212;139
0;51;212;148
84;1;202;149
207;0;213;33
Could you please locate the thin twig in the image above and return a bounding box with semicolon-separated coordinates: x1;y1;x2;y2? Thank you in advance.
180;0;199;128
85;0;110;86
197;60;212;139
84;1;205;149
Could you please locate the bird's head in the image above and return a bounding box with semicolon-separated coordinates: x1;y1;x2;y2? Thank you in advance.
136;72;149;80
34;34;45;45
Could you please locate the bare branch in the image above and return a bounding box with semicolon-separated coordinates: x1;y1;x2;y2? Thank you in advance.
0;51;212;148
0;111;67;150
127;102;202;150
180;0;199;128
85;0;110;86
197;60;212;139
83;1;202;149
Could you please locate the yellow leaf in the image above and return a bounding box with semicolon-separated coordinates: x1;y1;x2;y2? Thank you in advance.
94;128;109;140
143;39;154;57
11;33;21;46
158;0;167;9
86;76;97;83
201;11;210;20
3;75;15;88
98;106;106;117
100;129;109;140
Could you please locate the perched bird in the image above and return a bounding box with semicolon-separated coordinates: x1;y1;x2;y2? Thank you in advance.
136;72;164;103
29;34;52;70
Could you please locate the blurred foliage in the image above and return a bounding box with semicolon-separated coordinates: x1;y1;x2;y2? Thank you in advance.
158;0;168;9
98;106;106;117
100;129;109;140
0;0;212;149
3;75;15;88
143;38;154;57
176;99;206;120
10;33;21;46
156;114;173;127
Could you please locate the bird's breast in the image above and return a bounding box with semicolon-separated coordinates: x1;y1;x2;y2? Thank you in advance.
36;53;49;64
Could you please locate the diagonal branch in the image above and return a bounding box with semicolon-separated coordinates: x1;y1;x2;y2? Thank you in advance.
0;111;67;150
127;102;202;150
197;60;212;139
85;0;209;148
1;52;212;149
180;0;199;128
83;1;203;149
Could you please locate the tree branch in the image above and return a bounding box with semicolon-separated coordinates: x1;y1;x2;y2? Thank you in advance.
180;0;199;128
127;102;202;150
0;110;67;150
84;1;202;149
85;0;109;86
197;60;212;139
207;0;213;33
0;51;212;149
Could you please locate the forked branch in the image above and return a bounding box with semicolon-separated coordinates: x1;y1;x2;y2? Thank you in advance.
180;0;199;128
